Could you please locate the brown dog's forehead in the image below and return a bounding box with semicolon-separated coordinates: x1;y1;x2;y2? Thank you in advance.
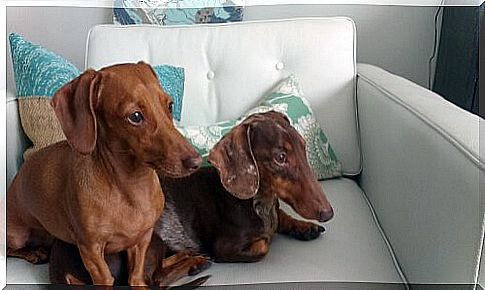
248;112;300;148
93;63;173;127
98;63;170;104
244;111;288;125
100;63;160;87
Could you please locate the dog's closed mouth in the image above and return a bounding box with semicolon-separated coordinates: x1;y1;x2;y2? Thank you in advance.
146;160;168;171
146;161;158;169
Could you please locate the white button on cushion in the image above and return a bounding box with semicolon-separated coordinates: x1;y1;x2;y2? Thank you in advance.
276;62;284;70
207;71;215;80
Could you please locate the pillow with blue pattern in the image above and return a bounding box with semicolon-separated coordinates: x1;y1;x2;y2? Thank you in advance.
177;75;342;180
9;33;185;159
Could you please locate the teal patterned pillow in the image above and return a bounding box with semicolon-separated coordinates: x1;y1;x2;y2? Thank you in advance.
9;33;185;121
152;65;185;122
177;75;342;180
9;33;81;97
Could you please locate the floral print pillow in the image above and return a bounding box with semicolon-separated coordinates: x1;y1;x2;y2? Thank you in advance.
176;75;342;180
113;0;244;25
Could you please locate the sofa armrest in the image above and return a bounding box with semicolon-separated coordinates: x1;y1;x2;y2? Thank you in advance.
356;63;484;284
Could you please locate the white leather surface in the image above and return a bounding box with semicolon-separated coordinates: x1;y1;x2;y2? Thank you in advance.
85;18;360;175
6;178;403;285
357;64;485;284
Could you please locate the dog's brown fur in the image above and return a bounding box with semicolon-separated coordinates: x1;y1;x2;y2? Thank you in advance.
7;62;203;286
158;111;334;262
47;111;334;284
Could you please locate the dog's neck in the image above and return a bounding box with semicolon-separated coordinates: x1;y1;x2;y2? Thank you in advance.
252;183;279;233
91;139;153;186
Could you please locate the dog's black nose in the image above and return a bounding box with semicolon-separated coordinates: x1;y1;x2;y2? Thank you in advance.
319;208;334;222
182;155;202;172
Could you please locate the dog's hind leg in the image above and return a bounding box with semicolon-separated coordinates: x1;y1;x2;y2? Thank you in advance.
7;203;50;264
7;223;50;264
7;246;49;264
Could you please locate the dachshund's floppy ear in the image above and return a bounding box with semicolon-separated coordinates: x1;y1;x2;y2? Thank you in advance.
208;123;259;199
51;69;100;155
137;61;159;80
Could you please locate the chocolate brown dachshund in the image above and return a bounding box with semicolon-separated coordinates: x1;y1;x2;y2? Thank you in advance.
157;111;334;262
49;111;333;286
7;62;204;286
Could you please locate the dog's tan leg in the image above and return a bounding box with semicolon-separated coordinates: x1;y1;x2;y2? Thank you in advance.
246;239;270;258
162;250;192;268
213;236;270;262
154;254;211;287
78;244;114;286
65;273;86;285
126;229;153;286
277;208;325;241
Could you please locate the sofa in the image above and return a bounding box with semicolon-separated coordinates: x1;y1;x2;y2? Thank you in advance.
5;18;484;288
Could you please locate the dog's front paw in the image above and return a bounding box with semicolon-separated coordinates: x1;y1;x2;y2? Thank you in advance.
289;222;325;241
188;256;212;276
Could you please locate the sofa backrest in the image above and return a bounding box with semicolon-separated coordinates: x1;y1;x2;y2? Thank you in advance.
86;18;360;176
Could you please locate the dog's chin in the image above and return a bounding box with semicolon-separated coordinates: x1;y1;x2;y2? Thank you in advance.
146;161;164;170
296;207;321;222
299;205;333;223
282;197;322;222
154;165;196;179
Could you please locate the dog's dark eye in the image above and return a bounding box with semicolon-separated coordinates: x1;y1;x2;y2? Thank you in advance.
128;111;144;125
168;102;174;114
274;152;287;165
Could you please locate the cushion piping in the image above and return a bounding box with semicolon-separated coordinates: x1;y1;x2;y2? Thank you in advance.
361;188;409;285
474;214;485;284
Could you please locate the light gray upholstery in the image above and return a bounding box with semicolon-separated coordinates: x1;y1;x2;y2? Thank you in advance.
7;178;404;285
357;63;485;284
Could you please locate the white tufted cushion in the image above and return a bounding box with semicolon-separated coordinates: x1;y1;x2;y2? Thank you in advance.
85;18;360;175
